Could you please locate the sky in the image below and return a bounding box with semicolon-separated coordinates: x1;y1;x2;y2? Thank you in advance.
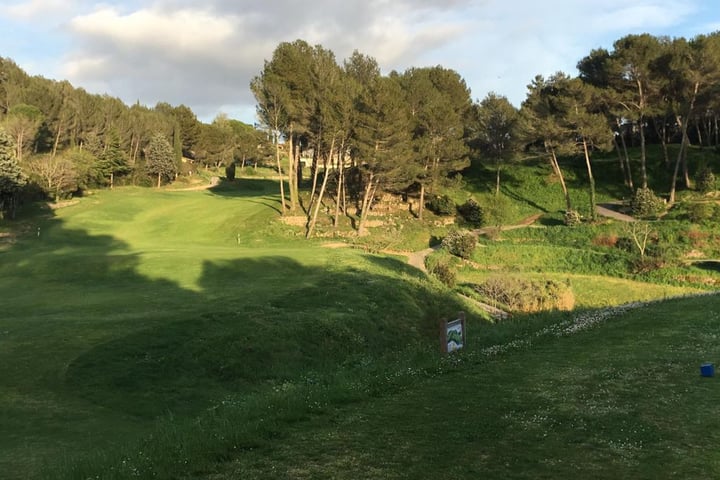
2;0;720;124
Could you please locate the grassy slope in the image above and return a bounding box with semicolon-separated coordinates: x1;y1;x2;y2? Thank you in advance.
210;293;720;479
0;180;466;479
3;145;719;478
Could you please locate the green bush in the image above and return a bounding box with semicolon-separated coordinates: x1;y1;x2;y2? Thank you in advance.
426;195;456;216
629;187;666;219
427;259;456;287
225;163;236;181
441;229;477;259
457;199;484;226
695;166;716;194
615;237;635;253
686;202;715;224
484;194;516;227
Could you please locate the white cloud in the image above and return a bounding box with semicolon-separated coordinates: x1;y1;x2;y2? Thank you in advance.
6;0;69;20
58;0;474;121
10;0;707;123
69;7;237;54
588;1;699;33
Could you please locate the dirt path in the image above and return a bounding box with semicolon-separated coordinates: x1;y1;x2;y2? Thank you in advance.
169;176;220;191
408;213;544;274
408;248;435;272
596;203;635;222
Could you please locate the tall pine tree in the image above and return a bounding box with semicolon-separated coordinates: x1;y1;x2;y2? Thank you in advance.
0;128;26;219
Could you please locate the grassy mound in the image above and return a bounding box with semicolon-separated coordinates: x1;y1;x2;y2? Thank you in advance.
0;182;465;479
203;294;720;479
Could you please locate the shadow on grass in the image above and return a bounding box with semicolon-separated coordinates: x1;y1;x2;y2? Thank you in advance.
208;177;283;198
204;178;286;213
1;206;464;476
693;260;720;272
538;215;565;227
63;253;456;418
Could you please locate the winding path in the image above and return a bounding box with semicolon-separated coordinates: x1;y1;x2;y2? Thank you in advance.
404;208;635;320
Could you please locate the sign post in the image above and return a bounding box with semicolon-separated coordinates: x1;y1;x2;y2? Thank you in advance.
441;312;466;353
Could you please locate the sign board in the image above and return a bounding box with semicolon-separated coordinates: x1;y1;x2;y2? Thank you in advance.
441;312;466;353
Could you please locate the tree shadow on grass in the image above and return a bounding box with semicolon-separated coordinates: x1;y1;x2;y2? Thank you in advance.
693;260;720;272
63;254;460;418
1;202;466;478
208;177;283;198
207;178;285;213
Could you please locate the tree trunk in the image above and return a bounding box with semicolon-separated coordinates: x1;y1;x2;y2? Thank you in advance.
287;131;299;211
639;115;648;189
275;131;286;214
157;172;161;188
617;121;634;190
16;130;23;162
306;156;331;239
548;145;572;211
682;129;691;189
110;172;114;189
308;137;334;223
669;116;688;204
52;119;63;158
495;160;501;196
669;81;700;204
652;117;670;169
333;140;346;230
582;137;597;221
612;136;628;189
133;137;141;165
357;173;376;235
418;183;425;220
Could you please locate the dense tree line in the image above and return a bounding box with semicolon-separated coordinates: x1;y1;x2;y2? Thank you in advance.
251;40;474;236
2;31;720;229
0;56;270;211
252;33;720;236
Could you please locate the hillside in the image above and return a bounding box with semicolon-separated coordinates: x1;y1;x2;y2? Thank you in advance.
0;181;467;478
1;159;719;478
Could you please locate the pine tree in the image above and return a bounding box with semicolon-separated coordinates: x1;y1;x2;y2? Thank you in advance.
353;76;414;233
0;128;27;219
96;129;130;188
145;133;177;187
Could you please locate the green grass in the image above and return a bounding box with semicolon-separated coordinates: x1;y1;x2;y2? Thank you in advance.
3;148;720;479
0;181;467;479
202;294;720;479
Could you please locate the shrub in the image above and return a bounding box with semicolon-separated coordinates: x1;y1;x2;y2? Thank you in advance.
428;260;456;287
225;163;236;181
695;166;716;194
426;195;455;216
629;187;665;219
563;209;582;226
630;255;665;274
686;202;715;224
441;229;477;259
474;276;574;313
457;199;484;227
615;237;635;253
484;194;516;227
592;234;618;248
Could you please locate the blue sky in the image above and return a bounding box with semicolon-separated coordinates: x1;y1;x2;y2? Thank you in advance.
2;0;719;124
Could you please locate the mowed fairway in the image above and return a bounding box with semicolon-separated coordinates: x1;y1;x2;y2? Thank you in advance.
0;180;462;479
